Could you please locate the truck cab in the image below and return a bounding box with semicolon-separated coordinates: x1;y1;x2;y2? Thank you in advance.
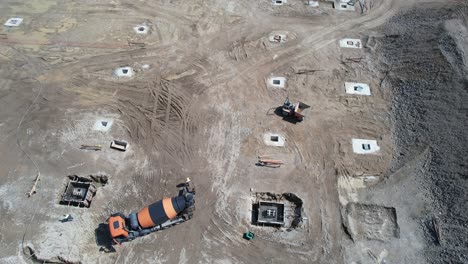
108;213;129;242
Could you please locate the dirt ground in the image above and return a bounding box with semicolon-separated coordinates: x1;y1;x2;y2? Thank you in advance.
0;0;466;263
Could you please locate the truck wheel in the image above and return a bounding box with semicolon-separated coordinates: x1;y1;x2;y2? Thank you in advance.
183;213;192;220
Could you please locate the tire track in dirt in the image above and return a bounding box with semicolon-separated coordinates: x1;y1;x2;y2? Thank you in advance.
118;79;194;165
5;0;413;262
120;1;197;36
237;0;400;78
198;2;406;261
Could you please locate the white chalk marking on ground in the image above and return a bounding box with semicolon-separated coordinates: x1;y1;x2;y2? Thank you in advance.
339;38;362;49
352;139;380;154
345;82;371;95
4;17;23;27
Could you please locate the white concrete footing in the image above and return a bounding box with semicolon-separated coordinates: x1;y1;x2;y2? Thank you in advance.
133;24;149;34
268;33;288;43
264;133;285;147
4;17;23;27
307;1;319;7
339;38;362;49
335;1;356;11
93;119;113;132
352;139;380;154
114;67;134;78
272;0;287;6
267;77;286;89
345;82;371;96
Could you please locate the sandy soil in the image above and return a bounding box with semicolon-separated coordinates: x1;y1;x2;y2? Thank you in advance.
0;0;466;263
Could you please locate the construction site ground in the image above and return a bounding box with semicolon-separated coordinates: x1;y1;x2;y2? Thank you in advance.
0;0;467;263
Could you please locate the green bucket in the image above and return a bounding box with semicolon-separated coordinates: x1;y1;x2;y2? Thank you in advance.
244;231;255;240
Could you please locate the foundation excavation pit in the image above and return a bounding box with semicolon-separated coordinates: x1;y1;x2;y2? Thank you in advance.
59;176;97;208
251;192;304;229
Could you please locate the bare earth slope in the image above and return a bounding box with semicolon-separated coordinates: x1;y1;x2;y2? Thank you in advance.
366;2;468;263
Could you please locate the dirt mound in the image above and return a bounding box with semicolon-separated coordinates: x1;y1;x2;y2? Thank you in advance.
367;3;468;263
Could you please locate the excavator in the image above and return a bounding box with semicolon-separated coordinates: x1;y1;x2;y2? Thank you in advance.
107;178;195;244
281;97;311;122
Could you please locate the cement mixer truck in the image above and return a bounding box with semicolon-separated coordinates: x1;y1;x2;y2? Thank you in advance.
107;179;195;244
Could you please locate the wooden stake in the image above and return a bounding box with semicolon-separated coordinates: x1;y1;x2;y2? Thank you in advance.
27;173;40;198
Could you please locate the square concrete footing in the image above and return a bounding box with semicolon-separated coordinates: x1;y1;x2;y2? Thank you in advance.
352;139;380;154
4;18;23;27
114;67;134;78
345;82;371;95
334;0;356;11
93;119;113;132
272;0;287;6
267;77;286;89
339;38;362;48
264;133;285;147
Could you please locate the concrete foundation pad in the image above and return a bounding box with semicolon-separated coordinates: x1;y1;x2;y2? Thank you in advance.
345;82;371;95
4;17;23;27
335;1;356;11
93;119;113;132
345;203;399;240
267;76;286;89
257;202;285;226
114;67;134;78
272;0;287;6
264;133;285;147
352;139;380;154
133;24;149;34
306;1;319;7
339;38;362;48
268;33;288;43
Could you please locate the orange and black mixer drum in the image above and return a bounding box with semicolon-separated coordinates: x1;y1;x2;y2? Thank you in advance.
137;195;192;228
